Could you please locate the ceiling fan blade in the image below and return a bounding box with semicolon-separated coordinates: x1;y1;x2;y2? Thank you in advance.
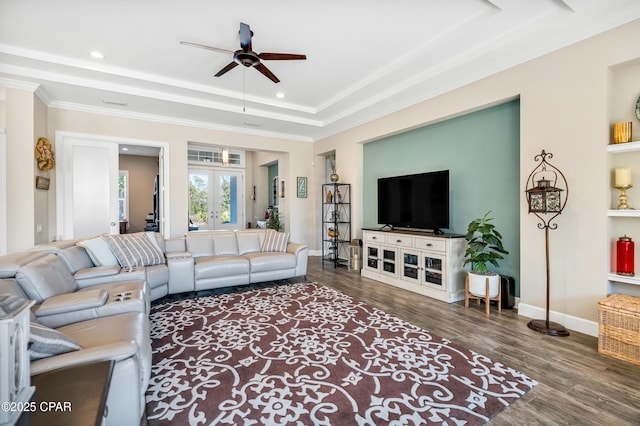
180;41;234;55
258;52;307;61
214;61;239;77
254;63;280;83
239;22;252;52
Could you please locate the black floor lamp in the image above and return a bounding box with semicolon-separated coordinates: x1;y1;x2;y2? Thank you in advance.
524;150;570;337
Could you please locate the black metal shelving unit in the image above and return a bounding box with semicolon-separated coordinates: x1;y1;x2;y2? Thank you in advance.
322;183;351;268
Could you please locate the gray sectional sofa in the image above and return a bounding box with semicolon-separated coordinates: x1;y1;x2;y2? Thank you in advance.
0;228;307;426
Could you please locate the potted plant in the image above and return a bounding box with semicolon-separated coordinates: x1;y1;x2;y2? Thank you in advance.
463;211;509;298
266;208;280;231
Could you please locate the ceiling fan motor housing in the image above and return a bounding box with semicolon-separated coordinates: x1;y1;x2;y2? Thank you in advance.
234;51;260;67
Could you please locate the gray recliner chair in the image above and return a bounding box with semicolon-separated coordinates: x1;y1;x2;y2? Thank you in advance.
14;253;149;328
0;278;151;426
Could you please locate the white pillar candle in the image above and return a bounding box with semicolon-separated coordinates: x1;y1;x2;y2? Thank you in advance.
615;168;632;187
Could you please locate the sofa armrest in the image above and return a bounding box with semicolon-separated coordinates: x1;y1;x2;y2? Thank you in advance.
288;243;308;278
30;341;139;376
165;251;192;259
74;265;121;280
286;242;306;256
34;288;109;317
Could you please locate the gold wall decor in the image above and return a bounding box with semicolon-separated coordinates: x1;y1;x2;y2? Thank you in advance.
613;121;632;144
35;137;55;171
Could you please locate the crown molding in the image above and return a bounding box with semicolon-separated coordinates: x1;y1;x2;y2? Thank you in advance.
0;77;40;92
49;101;314;143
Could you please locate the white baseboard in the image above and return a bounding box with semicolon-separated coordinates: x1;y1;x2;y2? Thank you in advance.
517;303;598;337
308;250;322;257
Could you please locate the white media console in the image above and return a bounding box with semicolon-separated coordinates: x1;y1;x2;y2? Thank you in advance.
361;229;466;303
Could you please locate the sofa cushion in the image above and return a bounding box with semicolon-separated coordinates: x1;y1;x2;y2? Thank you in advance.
145;264;169;289
194;256;249;279
245;252;297;273
77;236;120;266
0;251;48;279
16;254;77;302
58;246;95;273
261;231;290;253
186;232;215;258
213;233;239;256
103;233;165;268
29;321;82;360
237;232;263;255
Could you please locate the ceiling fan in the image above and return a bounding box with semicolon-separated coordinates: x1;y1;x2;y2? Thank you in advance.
181;22;306;83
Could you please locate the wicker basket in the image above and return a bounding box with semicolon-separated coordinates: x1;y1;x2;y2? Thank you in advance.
598;293;640;366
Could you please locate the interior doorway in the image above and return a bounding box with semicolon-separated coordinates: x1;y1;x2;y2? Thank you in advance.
55;131;169;239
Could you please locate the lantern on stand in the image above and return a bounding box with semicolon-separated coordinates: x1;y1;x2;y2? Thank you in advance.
524;150;570;337
616;235;635;277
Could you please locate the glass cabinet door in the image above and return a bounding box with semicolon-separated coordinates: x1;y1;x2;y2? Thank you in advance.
402;251;420;283
365;244;380;271
423;254;444;288
381;248;397;276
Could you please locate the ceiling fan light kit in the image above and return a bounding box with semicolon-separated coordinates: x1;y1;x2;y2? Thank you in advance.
182;22;306;84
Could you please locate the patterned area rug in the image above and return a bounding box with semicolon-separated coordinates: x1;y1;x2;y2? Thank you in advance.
145;282;536;425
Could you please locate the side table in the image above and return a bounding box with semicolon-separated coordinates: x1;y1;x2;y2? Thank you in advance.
17;360;113;426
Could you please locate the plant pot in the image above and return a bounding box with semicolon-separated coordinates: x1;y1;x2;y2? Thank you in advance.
468;272;500;298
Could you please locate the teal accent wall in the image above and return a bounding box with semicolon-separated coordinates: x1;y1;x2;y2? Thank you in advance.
363;100;520;293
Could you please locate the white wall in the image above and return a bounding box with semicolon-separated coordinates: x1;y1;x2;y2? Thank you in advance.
313;19;640;333
47;108;315;245
5;87;36;253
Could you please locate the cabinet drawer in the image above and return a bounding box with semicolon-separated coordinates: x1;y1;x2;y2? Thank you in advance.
364;232;385;243
386;235;413;247
414;238;446;252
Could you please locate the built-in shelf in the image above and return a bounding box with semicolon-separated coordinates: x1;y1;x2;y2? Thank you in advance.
607;209;640;217
608;273;640;286
607;140;640;154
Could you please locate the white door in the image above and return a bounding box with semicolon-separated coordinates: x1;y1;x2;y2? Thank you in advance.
57;135;119;239
189;168;244;230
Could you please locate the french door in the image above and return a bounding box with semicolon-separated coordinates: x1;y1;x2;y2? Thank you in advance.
189;168;244;230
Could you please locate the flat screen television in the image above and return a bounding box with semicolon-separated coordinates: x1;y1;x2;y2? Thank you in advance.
378;170;449;232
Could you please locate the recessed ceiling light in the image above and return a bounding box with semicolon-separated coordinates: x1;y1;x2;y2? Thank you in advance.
276;92;285;99
90;51;104;59
121;147;129;151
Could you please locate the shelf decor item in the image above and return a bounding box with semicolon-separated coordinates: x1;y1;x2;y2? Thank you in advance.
616;235;635;276
524;149;570;337
613;121;633;144
614;167;633;210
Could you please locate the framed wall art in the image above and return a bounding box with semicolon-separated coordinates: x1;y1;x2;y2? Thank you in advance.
297;177;307;198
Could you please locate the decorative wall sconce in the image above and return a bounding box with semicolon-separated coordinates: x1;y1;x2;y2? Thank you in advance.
524;149;570;337
250;186;256;201
614;167;633;210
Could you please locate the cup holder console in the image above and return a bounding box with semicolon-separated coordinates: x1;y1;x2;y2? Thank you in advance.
114;291;134;302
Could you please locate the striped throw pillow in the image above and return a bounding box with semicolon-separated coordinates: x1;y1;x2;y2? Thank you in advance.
103;233;165;268
30;322;82;360
261;231;290;253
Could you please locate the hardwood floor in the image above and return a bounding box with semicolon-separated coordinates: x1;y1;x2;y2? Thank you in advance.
307;257;640;425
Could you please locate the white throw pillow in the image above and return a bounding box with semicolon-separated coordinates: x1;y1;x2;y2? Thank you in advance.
77;236;120;266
